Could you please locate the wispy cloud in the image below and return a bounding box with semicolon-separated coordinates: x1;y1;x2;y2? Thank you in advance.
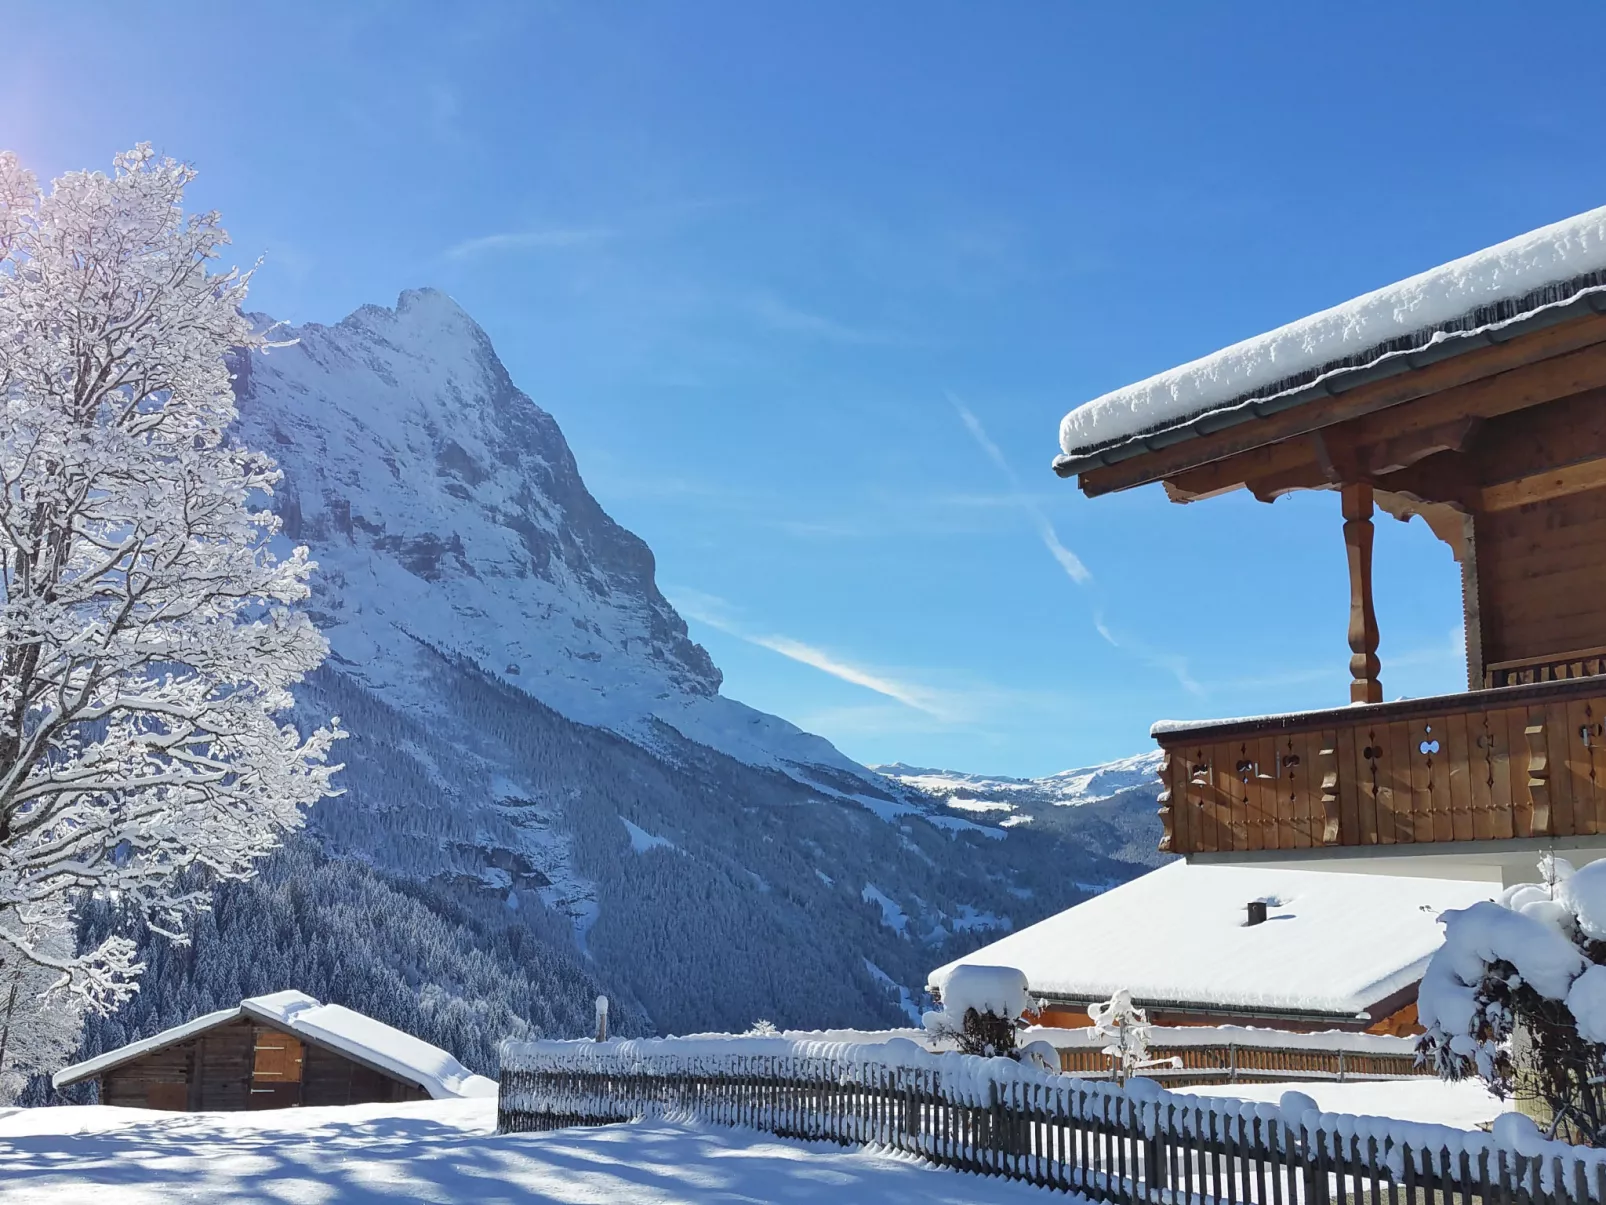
672;590;956;718
443;228;615;261
952;397;1205;696
748;294;901;346
743;633;952;717
1093;611;1205;697
952;399;1090;585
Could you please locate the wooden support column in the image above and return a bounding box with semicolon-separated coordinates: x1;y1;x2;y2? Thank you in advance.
1342;483;1383;704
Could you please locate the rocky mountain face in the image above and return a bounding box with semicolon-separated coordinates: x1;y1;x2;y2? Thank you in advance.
75;290;1158;1079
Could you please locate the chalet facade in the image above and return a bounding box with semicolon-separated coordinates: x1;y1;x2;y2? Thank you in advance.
929;862;1494;1034
52;990;496;1110
1055;204;1606;882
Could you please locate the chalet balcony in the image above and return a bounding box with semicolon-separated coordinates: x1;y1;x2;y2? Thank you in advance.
1154;669;1606;860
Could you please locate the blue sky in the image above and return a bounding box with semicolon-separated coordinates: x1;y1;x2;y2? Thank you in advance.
11;2;1606;777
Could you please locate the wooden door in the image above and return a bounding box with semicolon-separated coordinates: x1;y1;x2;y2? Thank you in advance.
249;1029;304;1109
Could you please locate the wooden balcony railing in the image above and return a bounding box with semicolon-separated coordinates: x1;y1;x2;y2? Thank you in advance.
1153;676;1606;856
1484;645;1606;689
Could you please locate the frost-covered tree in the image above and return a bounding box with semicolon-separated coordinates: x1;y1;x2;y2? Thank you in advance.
1088;988;1176;1082
1418;856;1606;1144
0;918;84;1103
0;146;340;1014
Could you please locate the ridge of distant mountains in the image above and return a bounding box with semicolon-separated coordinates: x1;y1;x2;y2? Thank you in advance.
876;755;1170;871
72;289;1165;1088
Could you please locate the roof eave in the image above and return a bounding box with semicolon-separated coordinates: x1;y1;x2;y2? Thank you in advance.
1052;288;1606;482
52;1006;244;1089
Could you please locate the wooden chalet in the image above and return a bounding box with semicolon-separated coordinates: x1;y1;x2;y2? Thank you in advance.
1054;204;1606;881
51;990;496;1110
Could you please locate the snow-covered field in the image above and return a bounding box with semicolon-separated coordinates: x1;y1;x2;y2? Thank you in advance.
0;1098;1052;1204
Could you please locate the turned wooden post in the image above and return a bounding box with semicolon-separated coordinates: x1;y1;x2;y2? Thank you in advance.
1342;483;1383;704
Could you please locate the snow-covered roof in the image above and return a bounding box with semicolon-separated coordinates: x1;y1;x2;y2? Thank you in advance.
929;861;1496;1018
1057;204;1606;470
53;990;497;1099
49;1005;242;1091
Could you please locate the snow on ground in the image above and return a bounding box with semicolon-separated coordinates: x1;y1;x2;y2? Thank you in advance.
0;1098;1054;1204
861;883;910;934
1188;1078;1509;1132
622;816;676;854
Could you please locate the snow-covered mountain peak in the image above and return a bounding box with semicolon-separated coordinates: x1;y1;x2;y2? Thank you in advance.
233;289;869;777
89;289;1165;1050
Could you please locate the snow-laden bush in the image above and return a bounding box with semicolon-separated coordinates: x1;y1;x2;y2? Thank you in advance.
924;964;1030;1057
0;146;341;1017
1418;856;1606;1143
1090;988;1148;1079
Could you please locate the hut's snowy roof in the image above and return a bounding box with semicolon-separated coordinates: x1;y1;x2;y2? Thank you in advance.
1057;204;1606;469
929;861;1496;1018
53;990;497;1099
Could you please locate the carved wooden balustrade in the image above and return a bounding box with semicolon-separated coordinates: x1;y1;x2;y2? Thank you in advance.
1153;676;1606;856
1484;645;1606;689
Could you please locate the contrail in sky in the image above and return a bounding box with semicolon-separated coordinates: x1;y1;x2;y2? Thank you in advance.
951;396;1204;696
951;397;1091;585
671;590;958;718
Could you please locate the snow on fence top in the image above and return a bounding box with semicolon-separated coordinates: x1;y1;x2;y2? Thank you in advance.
500;1032;1606;1193
927;860;1496;1018
54;990;496;1099
1057;203;1606;464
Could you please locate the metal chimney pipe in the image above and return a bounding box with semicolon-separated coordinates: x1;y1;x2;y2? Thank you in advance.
1246;900;1268;926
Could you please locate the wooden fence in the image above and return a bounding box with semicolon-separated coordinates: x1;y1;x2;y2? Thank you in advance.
499;1048;1606;1205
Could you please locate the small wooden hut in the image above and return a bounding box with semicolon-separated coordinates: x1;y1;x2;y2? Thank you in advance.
1054;203;1606;879
52;990;495;1110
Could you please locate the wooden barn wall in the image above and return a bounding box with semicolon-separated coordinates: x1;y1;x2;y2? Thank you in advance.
302;1041;427;1107
1477;485;1606;665
98;1016;429;1110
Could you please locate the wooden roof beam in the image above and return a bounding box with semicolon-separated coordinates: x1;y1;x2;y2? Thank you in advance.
1363;417;1482;474
1482;457;1606;511
1161;438;1328;503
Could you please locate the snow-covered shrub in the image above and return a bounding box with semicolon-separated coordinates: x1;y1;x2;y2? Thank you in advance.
1090;988;1152;1080
924;964;1030;1057
1418;856;1606;1143
0;146;341;1014
1018;1039;1061;1073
